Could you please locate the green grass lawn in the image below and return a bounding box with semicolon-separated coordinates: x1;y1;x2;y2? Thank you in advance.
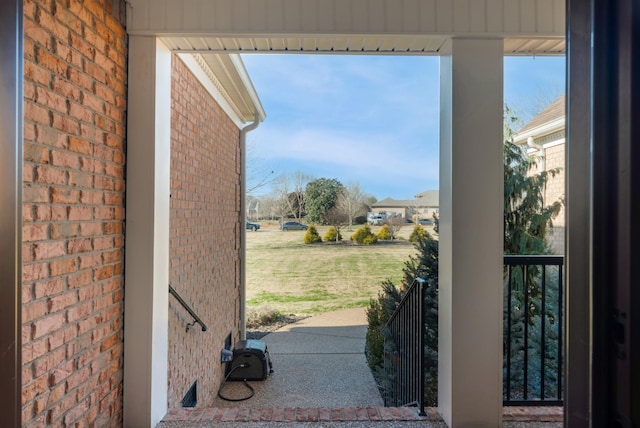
246;223;425;315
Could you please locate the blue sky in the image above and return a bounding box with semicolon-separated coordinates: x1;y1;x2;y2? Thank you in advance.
242;54;565;201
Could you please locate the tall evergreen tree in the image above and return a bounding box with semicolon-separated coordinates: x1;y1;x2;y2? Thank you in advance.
503;106;563;255
304;178;344;224
502;106;564;401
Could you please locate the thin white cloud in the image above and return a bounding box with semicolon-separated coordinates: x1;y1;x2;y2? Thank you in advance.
248;127;439;184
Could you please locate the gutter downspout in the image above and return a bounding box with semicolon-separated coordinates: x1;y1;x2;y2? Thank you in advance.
239;115;260;340
527;136;546;173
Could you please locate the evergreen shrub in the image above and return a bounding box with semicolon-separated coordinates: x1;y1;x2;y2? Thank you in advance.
409;224;430;242
363;234;378;245
303;225;322;244
376;224;392;240
323;226;342;242
351;224;377;244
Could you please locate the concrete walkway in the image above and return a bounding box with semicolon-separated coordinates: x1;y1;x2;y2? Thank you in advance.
157;308;563;427
211;307;384;408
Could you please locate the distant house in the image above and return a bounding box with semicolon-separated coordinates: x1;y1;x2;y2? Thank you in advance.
371;189;439;221
513;95;565;254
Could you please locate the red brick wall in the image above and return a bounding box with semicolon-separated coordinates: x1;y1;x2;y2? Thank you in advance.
168;56;242;407
22;0;127;426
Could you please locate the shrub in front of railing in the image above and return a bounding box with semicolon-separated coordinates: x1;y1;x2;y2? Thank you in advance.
409;224;430;242
366;234;439;407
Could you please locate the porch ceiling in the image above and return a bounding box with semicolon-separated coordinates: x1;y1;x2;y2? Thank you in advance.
160;35;565;56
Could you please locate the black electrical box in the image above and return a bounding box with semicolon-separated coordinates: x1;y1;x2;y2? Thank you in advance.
227;339;272;381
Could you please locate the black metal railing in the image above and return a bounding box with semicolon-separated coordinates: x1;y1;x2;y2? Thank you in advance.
503;255;564;406
169;285;207;332
385;277;426;415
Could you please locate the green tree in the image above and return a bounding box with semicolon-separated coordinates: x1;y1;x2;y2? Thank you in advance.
305;178;344;224
502;106;564;402
503;106;563;255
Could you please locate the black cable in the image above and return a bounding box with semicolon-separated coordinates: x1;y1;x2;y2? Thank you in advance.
217;364;255;402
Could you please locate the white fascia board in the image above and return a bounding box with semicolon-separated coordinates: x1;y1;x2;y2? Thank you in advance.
542;138;566;149
177;53;264;128
513;117;565;145
229;54;266;122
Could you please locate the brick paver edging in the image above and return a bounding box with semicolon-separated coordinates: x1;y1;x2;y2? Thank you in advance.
162;406;563;423
503;406;564;422
162;407;439;423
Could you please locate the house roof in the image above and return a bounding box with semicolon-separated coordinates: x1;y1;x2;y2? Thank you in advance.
513;95;565;145
518;95;565;135
372;190;439;208
373;197;410;208
414;190;439;206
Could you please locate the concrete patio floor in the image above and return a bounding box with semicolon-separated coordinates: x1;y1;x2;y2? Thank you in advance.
157;308;563;427
211;308;383;409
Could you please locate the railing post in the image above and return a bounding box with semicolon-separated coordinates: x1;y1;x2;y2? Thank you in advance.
506;265;513;402
418;279;426;416
523;264;530;401
557;263;564;400
541;266;547;400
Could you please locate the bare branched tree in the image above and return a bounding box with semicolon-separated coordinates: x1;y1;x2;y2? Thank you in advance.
508;85;564;128
271;189;292;221
385;214;405;240
272;171;312;220
257;196;281;221
245;140;276;196
336;182;368;229
322;205;349;241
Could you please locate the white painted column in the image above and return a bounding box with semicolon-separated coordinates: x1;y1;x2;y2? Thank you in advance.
123;37;171;428
438;38;504;427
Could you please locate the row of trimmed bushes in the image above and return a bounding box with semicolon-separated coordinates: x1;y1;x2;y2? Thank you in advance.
303;224;430;245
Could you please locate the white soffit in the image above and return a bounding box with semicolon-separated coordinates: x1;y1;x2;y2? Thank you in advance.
504;38;565;55
162;35;448;54
177;52;266;128
162;35;564;55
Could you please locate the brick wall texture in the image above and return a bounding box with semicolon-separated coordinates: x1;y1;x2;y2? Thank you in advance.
168;56;243;408
544;143;565;254
22;0;127;426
